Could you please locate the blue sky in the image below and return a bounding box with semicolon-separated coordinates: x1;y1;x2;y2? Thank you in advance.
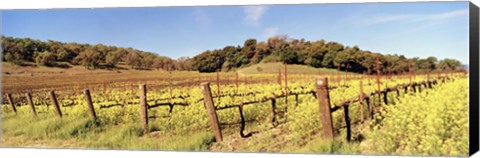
1;1;470;64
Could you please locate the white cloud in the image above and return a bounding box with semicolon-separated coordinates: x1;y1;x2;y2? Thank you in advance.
412;9;468;22
365;8;468;25
262;27;279;39
243;6;267;27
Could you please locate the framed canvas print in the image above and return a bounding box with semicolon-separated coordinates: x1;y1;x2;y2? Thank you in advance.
0;0;479;157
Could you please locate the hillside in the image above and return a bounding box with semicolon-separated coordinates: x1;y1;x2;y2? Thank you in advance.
2;35;464;74
237;62;352;75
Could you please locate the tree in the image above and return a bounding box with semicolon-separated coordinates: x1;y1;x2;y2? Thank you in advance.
191;50;225;72
242;38;257;58
251;42;269;64
439;58;462;70
73;48;102;69
152;58;165;70
35;51;57;66
125;51;142;69
176;56;192;70
277;46;298;64
105;49;127;67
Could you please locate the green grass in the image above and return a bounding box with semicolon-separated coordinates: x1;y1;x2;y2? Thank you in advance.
1;112;215;150
237;62;352;75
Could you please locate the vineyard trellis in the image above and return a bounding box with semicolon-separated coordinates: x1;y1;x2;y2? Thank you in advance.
1;62;463;144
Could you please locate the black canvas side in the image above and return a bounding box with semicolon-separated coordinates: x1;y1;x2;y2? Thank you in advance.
469;1;479;156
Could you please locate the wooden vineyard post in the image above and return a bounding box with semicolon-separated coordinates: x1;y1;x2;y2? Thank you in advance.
427;64;430;82
376;56;381;106
200;82;223;142
216;70;220;97
413;62;416;81
169;71;173;105
409;59;412;85
284;64;288;104
235;71;239;92
244;75;248;85
139;84;149;134
367;67;371;85
84;89;97;121
49;91;62;118
337;64;341;82
6;94;17;113
437;64;441;80
359;80;364;122
103;81;107;95
26;93;37;116
444;64;448;80
366;97;373;120
198;73;201;84
277;69;282;87
344;69;348;86
315;77;334;140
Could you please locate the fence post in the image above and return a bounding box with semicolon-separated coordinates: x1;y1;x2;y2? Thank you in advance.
367;67;371;85
235;71;239;92
337;64;341;82
26;93;37;116
284;64;288;104
366;97;373;119
169;71;173;103
103;81;107;95
49;91;62;118
6;94;17;113
359;80;364;122
84;89;97;121
200;82;223;142
277;69;282;87
198;73;201;84
315;77;334;140
216;70;220;96
409;59;412;84
376;56;381;106
139;84;149;134
427;65;430;82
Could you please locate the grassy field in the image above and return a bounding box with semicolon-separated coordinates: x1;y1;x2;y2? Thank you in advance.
237;62;351;75
1;62;353;94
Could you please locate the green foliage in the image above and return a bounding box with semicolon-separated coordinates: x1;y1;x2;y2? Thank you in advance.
439;58;463;70
191;50;225;72
2;35;465;74
34;51;57;66
1;36;185;71
364;78;468;156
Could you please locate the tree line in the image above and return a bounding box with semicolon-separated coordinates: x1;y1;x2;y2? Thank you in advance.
2;35;463;74
1;36;191;70
190;35;463;74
